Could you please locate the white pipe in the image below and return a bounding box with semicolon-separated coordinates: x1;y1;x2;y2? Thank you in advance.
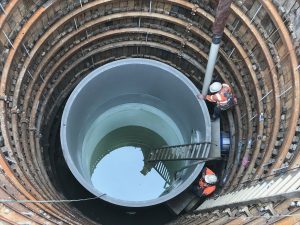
201;42;221;96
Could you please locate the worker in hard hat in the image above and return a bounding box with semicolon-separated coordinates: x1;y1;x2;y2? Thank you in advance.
192;167;217;197
198;82;237;120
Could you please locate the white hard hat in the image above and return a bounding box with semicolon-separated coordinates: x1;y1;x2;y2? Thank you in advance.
209;82;222;93
204;174;217;184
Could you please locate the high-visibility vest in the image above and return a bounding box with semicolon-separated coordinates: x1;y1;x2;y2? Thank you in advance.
198;167;216;196
206;84;232;108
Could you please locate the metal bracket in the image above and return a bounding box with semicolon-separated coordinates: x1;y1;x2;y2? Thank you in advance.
290;201;300;207
11;107;20;114
0;95;8;102
186;23;193;32
191;4;200;15
212;210;221;217
264;203;277;216
28;127;36;131
20;117;29;124
224;208;236;217
272;166;289;174
35;133;42;138
262;158;276;167
202;212;209;218
181;39;187;47
21;211;34;216
240;206;252;217
177;49;183;57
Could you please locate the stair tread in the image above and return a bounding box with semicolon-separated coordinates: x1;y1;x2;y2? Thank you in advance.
146;143;211;162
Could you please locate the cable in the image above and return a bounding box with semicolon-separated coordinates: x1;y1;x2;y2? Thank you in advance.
0;194;106;204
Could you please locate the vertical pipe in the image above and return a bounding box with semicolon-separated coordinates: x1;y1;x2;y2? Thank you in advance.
202;0;234;96
202;38;221;96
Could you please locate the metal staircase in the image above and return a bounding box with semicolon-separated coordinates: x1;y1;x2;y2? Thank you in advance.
153;161;172;185
197;168;300;211
145;143;211;162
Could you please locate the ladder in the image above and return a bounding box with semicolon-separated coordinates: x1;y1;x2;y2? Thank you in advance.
154;161;172;184
145;143;211;162
197;168;300;211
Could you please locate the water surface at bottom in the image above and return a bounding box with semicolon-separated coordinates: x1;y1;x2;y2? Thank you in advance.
91;146;167;201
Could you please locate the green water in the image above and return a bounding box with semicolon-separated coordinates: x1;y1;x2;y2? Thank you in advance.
90;126;172;201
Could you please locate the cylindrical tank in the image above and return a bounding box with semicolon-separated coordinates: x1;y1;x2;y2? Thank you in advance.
60;58;211;207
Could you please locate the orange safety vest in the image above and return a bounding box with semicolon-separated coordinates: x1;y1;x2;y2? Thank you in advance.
198;167;216;196
206;83;232;108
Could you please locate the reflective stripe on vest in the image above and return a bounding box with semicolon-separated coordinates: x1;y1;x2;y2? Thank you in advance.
203;185;216;196
215;93;229;105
